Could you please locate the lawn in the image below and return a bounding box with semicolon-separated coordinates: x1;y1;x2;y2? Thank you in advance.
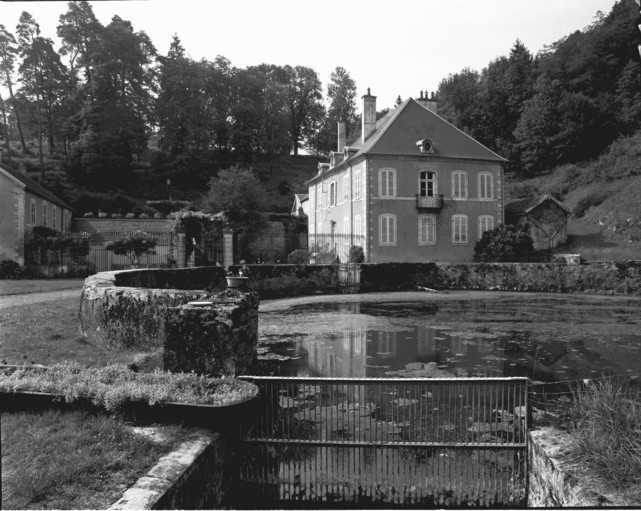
0;279;86;296
1;408;187;509
0;294;156;367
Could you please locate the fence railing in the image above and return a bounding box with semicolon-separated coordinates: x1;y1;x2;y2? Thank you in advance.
308;233;366;264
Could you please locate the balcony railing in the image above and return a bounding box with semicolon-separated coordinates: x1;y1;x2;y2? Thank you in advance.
416;194;444;210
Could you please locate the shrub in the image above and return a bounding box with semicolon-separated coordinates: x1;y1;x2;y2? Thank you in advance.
348;245;365;263
0;260;23;279
565;379;641;491
105;231;157;266
473;224;535;262
287;249;310;264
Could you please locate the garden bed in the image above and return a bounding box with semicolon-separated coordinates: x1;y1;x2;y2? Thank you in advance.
0;363;259;426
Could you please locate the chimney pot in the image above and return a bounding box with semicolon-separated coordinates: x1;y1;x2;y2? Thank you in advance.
362;88;377;142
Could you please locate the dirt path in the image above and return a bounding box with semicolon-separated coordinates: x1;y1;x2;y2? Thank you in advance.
0;289;83;310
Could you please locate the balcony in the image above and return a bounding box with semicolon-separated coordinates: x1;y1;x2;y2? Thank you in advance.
416;194;444;210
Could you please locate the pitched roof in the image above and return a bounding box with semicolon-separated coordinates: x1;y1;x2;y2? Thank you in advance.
294;193;308;202
0;163;73;211
310;98;505;184
505;194;571;217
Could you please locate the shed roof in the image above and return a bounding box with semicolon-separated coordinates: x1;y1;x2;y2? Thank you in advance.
505;194;571;217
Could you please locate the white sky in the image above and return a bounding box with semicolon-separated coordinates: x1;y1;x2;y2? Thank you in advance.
1;0;620;111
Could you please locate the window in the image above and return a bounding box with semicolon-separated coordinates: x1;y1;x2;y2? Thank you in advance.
478;172;493;200
452;171;467;200
418;215;436;245
343;174;350;202
379;214;397;246
452;214;468;244
419;171;437;197
30;200;36;224
478;215;494;239
42;202;48;227
329;181;337;207
62;210;67;231
354;170;362;199
354;215;362;237
318;222;323;234
378;168;396;198
52;206;57;229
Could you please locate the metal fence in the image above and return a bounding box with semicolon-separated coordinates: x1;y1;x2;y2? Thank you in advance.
233;376;529;508
308;233;366;264
234;231;308;264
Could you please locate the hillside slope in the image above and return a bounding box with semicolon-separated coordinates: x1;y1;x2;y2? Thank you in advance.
505;130;641;260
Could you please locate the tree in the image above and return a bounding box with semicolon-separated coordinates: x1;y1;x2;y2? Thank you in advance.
201;166;266;225
16;11;45;175
0;24;28;156
283;65;324;156
75;15;156;185
57;1;102;82
473;224;534;262
316;66;358;154
436;68;484;138
106;231;157;266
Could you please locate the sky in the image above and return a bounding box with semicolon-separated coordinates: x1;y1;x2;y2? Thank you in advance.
1;0;621;112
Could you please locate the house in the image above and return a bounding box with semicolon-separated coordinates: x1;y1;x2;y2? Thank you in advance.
0;162;74;265
505;194;571;250
306;90;506;263
291;193;309;217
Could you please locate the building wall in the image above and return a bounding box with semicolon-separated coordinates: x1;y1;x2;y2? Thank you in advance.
366;157;503;263
0;173;21;262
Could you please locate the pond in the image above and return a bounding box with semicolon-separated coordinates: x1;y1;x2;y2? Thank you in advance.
253;291;641;392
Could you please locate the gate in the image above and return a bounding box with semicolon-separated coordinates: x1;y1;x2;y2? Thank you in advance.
233;377;529;508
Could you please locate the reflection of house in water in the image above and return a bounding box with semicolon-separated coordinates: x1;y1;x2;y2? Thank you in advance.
302;324;513;378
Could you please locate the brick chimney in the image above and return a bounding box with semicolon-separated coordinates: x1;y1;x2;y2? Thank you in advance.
417;90;438;113
337;122;346;152
362;88;377;142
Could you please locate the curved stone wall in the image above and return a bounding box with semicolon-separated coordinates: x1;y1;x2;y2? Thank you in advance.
80;269;259;377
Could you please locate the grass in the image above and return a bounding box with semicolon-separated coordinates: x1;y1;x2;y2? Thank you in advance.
1;408;186;510
0;363;259;410
564;379;641;499
0;278;85;296
0;295;148;367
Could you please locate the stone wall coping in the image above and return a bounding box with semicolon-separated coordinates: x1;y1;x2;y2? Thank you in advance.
529;427;640;507
108;429;217;510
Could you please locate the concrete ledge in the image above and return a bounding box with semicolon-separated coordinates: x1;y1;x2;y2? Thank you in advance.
528;427;640;507
109;429;221;510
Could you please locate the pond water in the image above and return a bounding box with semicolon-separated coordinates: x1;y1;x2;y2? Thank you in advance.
253;293;641;391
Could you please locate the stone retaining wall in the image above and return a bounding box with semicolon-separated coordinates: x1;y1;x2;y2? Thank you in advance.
528;427;640;507
110;429;231;510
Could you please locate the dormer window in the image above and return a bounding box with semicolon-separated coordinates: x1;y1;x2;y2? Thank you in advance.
416;138;435;154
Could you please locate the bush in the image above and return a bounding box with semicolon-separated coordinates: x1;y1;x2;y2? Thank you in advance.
0;260;24;279
287;249;311;264
473;224;535;262
348;245;365;263
565;379;641;491
105;231;157;266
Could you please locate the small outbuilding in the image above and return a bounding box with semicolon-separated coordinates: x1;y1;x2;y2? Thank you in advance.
291;193;309;217
505;194;571;250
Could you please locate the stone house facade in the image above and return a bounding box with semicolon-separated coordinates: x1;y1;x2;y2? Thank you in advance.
0;163;73;265
306;90;506;263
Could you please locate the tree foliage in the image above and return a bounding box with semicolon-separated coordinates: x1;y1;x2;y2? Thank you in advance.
105;230;157;265
473;224;535;262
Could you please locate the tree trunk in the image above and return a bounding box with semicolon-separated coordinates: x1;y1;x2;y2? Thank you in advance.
4;69;29;156
0;91;12;164
34;65;45;179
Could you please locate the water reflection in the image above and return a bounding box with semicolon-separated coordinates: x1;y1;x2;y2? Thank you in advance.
255;297;641;386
